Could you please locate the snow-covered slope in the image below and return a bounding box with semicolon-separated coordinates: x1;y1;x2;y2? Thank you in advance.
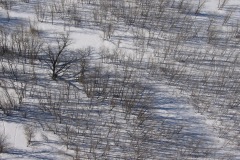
0;0;240;159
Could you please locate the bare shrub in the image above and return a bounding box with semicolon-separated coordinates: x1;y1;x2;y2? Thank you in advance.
0;132;9;153
0;81;17;115
34;1;47;22
195;0;207;15
24;124;36;146
218;0;230;9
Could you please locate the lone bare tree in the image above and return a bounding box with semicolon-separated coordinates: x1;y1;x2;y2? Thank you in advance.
43;32;75;80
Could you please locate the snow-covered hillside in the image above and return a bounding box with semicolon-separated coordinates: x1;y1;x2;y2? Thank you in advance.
0;0;240;159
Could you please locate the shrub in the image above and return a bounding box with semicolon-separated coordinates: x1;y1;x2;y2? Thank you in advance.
24;125;36;146
0;132;9;153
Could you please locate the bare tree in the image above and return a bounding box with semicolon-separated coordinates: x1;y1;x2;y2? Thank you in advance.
43;32;76;80
195;0;207;15
0;132;9;153
34;1;47;22
223;10;234;25
75;47;92;83
218;0;230;9
0;81;17;115
0;0;14;10
24;124;36;146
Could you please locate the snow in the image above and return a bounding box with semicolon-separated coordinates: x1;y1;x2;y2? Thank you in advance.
0;120;72;160
0;0;240;159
